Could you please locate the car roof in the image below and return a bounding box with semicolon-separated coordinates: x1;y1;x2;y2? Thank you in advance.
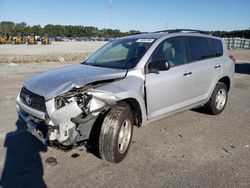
121;29;220;40
121;32;167;40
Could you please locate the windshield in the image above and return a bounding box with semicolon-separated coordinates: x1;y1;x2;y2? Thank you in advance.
84;38;155;69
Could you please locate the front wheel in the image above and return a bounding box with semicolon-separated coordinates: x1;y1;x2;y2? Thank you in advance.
99;104;134;163
205;82;228;115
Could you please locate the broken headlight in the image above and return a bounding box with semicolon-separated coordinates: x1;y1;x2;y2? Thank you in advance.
55;92;92;111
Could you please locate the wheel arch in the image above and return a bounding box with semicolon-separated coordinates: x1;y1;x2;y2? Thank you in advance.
119;98;142;127
218;76;231;91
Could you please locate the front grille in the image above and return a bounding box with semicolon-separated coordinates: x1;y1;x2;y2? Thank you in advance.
20;87;46;112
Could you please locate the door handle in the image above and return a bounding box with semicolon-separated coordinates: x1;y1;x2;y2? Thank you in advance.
183;71;192;76
214;64;221;69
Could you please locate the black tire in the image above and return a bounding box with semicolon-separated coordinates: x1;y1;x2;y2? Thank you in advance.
205;82;228;115
99;104;134;163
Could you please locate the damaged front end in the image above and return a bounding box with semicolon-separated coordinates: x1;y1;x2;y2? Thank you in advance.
16;85;119;148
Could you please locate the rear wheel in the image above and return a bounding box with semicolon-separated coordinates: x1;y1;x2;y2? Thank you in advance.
205;82;228;115
99;104;134;163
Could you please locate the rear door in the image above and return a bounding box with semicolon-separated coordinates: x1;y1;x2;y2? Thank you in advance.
186;36;222;102
145;36;194;120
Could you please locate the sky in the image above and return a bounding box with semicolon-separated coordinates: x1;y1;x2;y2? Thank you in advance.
0;0;249;32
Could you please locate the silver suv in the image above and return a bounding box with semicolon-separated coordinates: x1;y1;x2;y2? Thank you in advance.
16;29;235;163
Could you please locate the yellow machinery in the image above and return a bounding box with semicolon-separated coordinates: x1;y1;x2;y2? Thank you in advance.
0;33;13;44
27;36;38;45
14;36;25;44
2;36;13;44
41;37;51;44
0;36;6;44
6;36;13;44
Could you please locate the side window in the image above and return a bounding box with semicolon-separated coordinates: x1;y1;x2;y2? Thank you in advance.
150;37;188;67
187;36;211;62
209;38;223;57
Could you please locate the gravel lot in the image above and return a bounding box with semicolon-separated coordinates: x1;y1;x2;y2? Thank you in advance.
0;43;249;188
0;42;106;55
0;41;106;64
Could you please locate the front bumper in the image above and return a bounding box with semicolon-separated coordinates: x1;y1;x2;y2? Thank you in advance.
16;94;98;146
17;108;47;144
16;96;46;120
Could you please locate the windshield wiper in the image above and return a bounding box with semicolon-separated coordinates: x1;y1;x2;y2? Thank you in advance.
89;63;105;68
81;61;88;65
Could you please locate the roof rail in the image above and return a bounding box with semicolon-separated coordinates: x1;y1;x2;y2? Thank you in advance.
153;29;216;36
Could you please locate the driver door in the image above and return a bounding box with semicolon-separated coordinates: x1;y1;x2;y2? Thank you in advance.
145;36;194;121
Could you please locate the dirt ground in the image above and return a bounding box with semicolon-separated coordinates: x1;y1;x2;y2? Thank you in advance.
229;49;250;61
0;44;249;187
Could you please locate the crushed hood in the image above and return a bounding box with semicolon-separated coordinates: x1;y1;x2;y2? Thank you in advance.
24;64;127;100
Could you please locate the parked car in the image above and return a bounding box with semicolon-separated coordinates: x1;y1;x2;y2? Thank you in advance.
16;29;235;163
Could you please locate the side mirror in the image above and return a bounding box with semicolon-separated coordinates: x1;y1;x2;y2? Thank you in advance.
149;60;170;73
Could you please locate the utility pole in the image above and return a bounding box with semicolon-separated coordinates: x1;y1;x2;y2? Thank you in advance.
109;0;112;29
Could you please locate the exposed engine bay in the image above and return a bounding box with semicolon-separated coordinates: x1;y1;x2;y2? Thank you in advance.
17;82;120;149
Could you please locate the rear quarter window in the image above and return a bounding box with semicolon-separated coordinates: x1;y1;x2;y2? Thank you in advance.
187;36;211;62
209;38;223;57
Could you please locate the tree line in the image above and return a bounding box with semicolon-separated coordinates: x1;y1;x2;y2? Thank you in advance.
0;21;140;38
212;30;250;39
0;21;249;38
